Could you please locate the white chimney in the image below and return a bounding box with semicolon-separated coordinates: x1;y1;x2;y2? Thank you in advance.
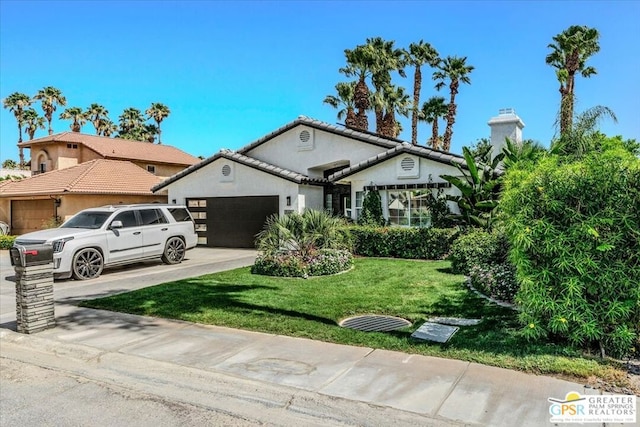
488;108;525;155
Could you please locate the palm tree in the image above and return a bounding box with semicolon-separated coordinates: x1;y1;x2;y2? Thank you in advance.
340;44;375;131
142;124;159;143
406;40;439;145
546;25;600;137
117;107;146;140
33;86;67;135
23;108;46;140
550;105;617;157
380;85;410;138
97;118;118;137
86;104;110;135
146;102;170;144
420;96;448;150
433;56;474;151
59;107;87;132
2;92;32;167
323;82;357;129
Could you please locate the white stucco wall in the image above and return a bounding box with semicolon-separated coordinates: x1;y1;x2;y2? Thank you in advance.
245;126;389;177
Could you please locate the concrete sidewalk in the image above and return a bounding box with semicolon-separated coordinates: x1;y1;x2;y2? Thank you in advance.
2;306;631;427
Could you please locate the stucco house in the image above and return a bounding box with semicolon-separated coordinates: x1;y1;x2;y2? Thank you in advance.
153;110;525;248
0;133;199;235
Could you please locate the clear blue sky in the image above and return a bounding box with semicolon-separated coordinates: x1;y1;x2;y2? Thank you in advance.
1;1;639;163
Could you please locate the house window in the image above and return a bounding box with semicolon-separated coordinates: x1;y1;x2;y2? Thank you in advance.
355;191;364;220
387;190;431;227
39;163;46;173
344;196;352;218
147;165;156;174
325;194;333;212
66;144;78;149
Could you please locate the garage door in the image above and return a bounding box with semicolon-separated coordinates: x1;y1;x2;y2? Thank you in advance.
11;199;55;235
188;196;279;248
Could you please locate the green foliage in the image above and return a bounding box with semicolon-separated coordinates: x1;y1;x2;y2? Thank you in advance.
358;190;385;226
252;249;353;277
441;146;503;230
502;147;640;358
424;188;455;228
347;226;458;260
2;159;18;169
469;263;519;304
0;235;16;249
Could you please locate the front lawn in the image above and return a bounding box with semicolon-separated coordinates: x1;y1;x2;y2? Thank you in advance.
81;258;632;389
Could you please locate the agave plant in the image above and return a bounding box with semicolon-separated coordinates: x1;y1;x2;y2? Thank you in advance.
440;147;503;230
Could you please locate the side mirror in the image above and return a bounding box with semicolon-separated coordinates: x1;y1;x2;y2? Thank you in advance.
110;220;123;229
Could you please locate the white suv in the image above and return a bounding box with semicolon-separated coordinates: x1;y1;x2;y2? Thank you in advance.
14;204;198;280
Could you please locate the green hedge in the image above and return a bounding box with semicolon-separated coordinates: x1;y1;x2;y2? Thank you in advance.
344;226;459;260
0;235;16;250
252;249;353;278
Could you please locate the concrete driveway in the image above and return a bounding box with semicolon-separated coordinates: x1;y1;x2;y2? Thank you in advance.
0;247;257;327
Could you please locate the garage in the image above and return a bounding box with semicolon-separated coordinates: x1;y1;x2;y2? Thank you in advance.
188;196;279;248
11;199;55;235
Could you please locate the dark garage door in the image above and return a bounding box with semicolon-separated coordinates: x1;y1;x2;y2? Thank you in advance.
188;196;279;248
11;199;55;235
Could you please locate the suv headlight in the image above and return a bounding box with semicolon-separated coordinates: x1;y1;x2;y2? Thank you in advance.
52;237;74;253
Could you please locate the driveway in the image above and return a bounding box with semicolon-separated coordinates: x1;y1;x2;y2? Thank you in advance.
0;247;257;327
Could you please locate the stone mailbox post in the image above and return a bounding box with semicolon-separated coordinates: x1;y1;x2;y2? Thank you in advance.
9;244;56;333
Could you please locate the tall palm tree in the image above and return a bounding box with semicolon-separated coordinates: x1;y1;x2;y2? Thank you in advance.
146;102;170;144
406;40;439;145
546;25;600;137
420;96;448;149
117;107;146;140
433;56;474;151
97;118;118;137
323;82;357;129
2;92;32;167
86;103;110;135
142;124;159;143
23;108;46;140
33;86;67;135
380;85;410;138
59;107;87;132
340;44;375;131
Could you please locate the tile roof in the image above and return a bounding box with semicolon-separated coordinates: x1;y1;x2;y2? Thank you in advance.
0;159;165;197
152;150;327;192
328;143;467;181
20;132;199;166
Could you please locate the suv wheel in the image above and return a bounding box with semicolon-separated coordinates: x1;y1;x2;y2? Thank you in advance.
161;237;185;264
72;248;104;280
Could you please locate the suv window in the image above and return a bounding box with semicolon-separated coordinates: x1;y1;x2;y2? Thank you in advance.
139;209;168;225
112;210;138;228
62;211;111;229
168;207;193;222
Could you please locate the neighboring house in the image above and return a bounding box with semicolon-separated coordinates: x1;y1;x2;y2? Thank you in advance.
152;110;525;248
1;133;199;235
19;132;198;178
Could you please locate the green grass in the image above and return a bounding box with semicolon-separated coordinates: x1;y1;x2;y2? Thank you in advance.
81;258;630;387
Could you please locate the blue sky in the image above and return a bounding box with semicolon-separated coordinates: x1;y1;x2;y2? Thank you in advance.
1;1;639;162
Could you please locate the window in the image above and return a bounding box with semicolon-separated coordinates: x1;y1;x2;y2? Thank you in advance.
325;194;333;212
147;165;156;174
387;190;431;227
344;196;352;218
39;163;46;173
111;211;137;228
355;191;364;220
168;207;193;222
139;209;168;225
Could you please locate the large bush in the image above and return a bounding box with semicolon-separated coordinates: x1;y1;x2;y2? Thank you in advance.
252;249;353;278
347;226;458;260
0;235;16;250
502;145;640;358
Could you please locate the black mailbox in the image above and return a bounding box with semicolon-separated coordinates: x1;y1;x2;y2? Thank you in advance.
10;244;54;267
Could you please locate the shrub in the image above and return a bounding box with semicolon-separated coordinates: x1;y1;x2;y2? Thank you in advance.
358;190;385;226
0;235;16;250
448;229;509;275
346;226;458;260
252;249;353;278
469;263;519;304
502;145;640;358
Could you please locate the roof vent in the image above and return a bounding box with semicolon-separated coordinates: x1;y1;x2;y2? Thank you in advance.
397;155;419;179
299;130;311;143
220;163;234;182
297;127;314;151
400;157;415;171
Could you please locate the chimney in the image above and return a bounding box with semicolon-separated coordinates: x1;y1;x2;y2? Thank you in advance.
488;108;525;155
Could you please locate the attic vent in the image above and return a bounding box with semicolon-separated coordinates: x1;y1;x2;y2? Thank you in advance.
297;128;314;151
222;164;231;176
401;157;415;171
299;130;311;143
220;163;234;182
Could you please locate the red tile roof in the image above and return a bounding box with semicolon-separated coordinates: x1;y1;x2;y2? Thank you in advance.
0;159;165;197
20;132;199;166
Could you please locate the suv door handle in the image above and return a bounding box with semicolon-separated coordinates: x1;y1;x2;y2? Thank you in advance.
133;231;141;235
161;228;168;231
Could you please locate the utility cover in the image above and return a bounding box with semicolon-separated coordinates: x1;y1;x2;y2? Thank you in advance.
339;315;411;332
411;322;459;343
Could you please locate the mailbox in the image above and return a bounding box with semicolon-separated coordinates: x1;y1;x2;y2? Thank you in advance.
10;244;53;267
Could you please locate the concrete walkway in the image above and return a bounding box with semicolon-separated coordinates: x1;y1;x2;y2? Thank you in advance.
0;249;635;426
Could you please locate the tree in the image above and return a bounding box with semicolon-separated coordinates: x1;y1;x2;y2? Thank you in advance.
23;108;46;140
419;96;448;149
86;104;110;135
2;159;18;169
406;40;439;145
546;25;600;137
146;102;170;144
468;138;493;164
358;190;385;226
380;85;410;138
433;56;474;151
116;107;146;140
323;82;357;129
142;123;159;143
340;44;375;131
33;86;67;135
59;107;87;132
97;118;118;137
550;105;616;157
3;92;32;168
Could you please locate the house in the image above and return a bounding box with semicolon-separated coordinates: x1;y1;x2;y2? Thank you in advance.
152;110;525;248
1;133;200;235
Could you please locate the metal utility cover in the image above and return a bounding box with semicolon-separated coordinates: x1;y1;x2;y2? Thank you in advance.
339;315;411;332
411;322;459;343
